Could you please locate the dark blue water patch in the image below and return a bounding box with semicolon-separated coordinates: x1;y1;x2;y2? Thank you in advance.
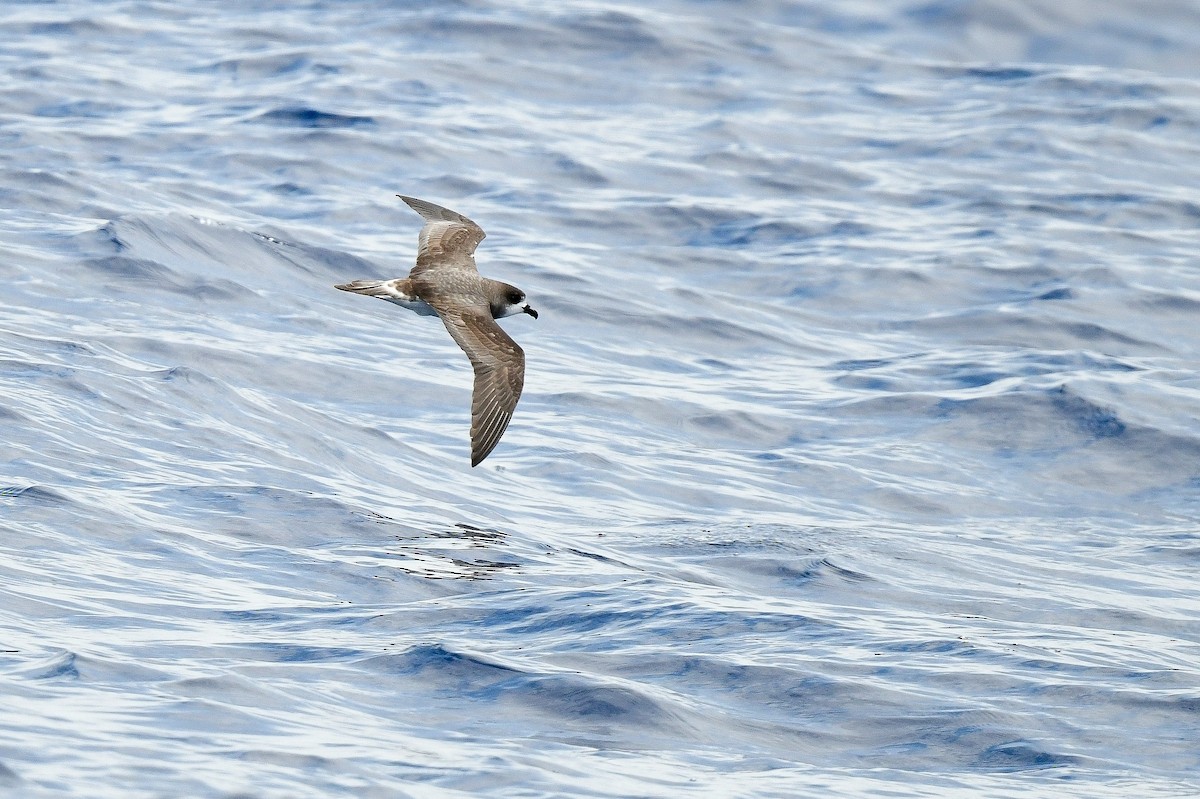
1137;291;1200;313
220;609;297;625
731;557;871;587
687;218;869;248
484;602;690;637
1122;693;1200;715
648;661;852;743
12;650;80;681
82;255;173;281
82;256;245;299
254;644;364;663
0;485;72;505
94;220;127;251
699;609;832;641
831;373;896;391
929;386;1130;444
951;369;1008;389
561;10;664;52
1178;200;1200;220
145;365;218;384
862;712;1083;773
253;107;375;128
1048;386;1126;439
178;485;362;518
816;15;888;35
23;18;111;37
203;53;333;78
640;311;787;347
833;358;894;371
7;170;75;195
685;410;796;447
552;154;608;186
884;638;979;656
1059;192;1143;206
365;644;522;681
901;2;964;26
962;67;1041;82
1031;69;1168;101
695;357;735;371
922;61;1039;84
1015;655;1086;674
1025;192;1149;225
1035;352;1142;375
0;359;92;395
974;740;1083;771
413;16;545;51
787;557;869;583
252;233;379;278
270;182;312;196
423;9;668;61
33;100;127;118
833;354;1022;392
495;673;678;728
429;173;491;199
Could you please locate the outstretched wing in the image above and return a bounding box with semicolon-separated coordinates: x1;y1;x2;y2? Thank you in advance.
398;195;487;278
428;303;526;467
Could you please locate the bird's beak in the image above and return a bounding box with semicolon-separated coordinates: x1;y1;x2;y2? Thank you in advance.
523;305;539;319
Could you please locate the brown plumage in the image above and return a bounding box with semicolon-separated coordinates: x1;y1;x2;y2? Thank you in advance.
336;196;538;466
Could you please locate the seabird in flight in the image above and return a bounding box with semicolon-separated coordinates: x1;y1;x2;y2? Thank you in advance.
336;195;537;466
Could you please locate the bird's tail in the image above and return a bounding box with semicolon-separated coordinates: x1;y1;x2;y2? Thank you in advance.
334;279;394;298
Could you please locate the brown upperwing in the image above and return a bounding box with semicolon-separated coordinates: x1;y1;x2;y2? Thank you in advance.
427;302;526;466
398;196;487;278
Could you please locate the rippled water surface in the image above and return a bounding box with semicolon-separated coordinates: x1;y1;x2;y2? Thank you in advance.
2;2;1200;797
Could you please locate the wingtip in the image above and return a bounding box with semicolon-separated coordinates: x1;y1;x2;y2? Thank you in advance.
395;195;481;231
396;194;430;219
471;441;499;467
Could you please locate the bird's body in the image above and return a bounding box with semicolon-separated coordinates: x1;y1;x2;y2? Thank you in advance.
336;196;537;467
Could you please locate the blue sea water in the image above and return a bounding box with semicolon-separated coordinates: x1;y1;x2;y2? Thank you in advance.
2;1;1200;796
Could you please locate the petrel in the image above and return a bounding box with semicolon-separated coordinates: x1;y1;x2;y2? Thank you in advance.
335;196;538;467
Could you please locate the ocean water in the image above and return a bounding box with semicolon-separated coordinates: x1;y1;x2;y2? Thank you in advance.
2;1;1199;797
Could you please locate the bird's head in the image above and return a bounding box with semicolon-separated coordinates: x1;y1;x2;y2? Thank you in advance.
494;284;538;320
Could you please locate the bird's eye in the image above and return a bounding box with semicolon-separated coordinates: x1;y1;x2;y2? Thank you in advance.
509;292;524;304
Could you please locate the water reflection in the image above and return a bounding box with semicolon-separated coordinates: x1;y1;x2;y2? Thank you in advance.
367;513;520;580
